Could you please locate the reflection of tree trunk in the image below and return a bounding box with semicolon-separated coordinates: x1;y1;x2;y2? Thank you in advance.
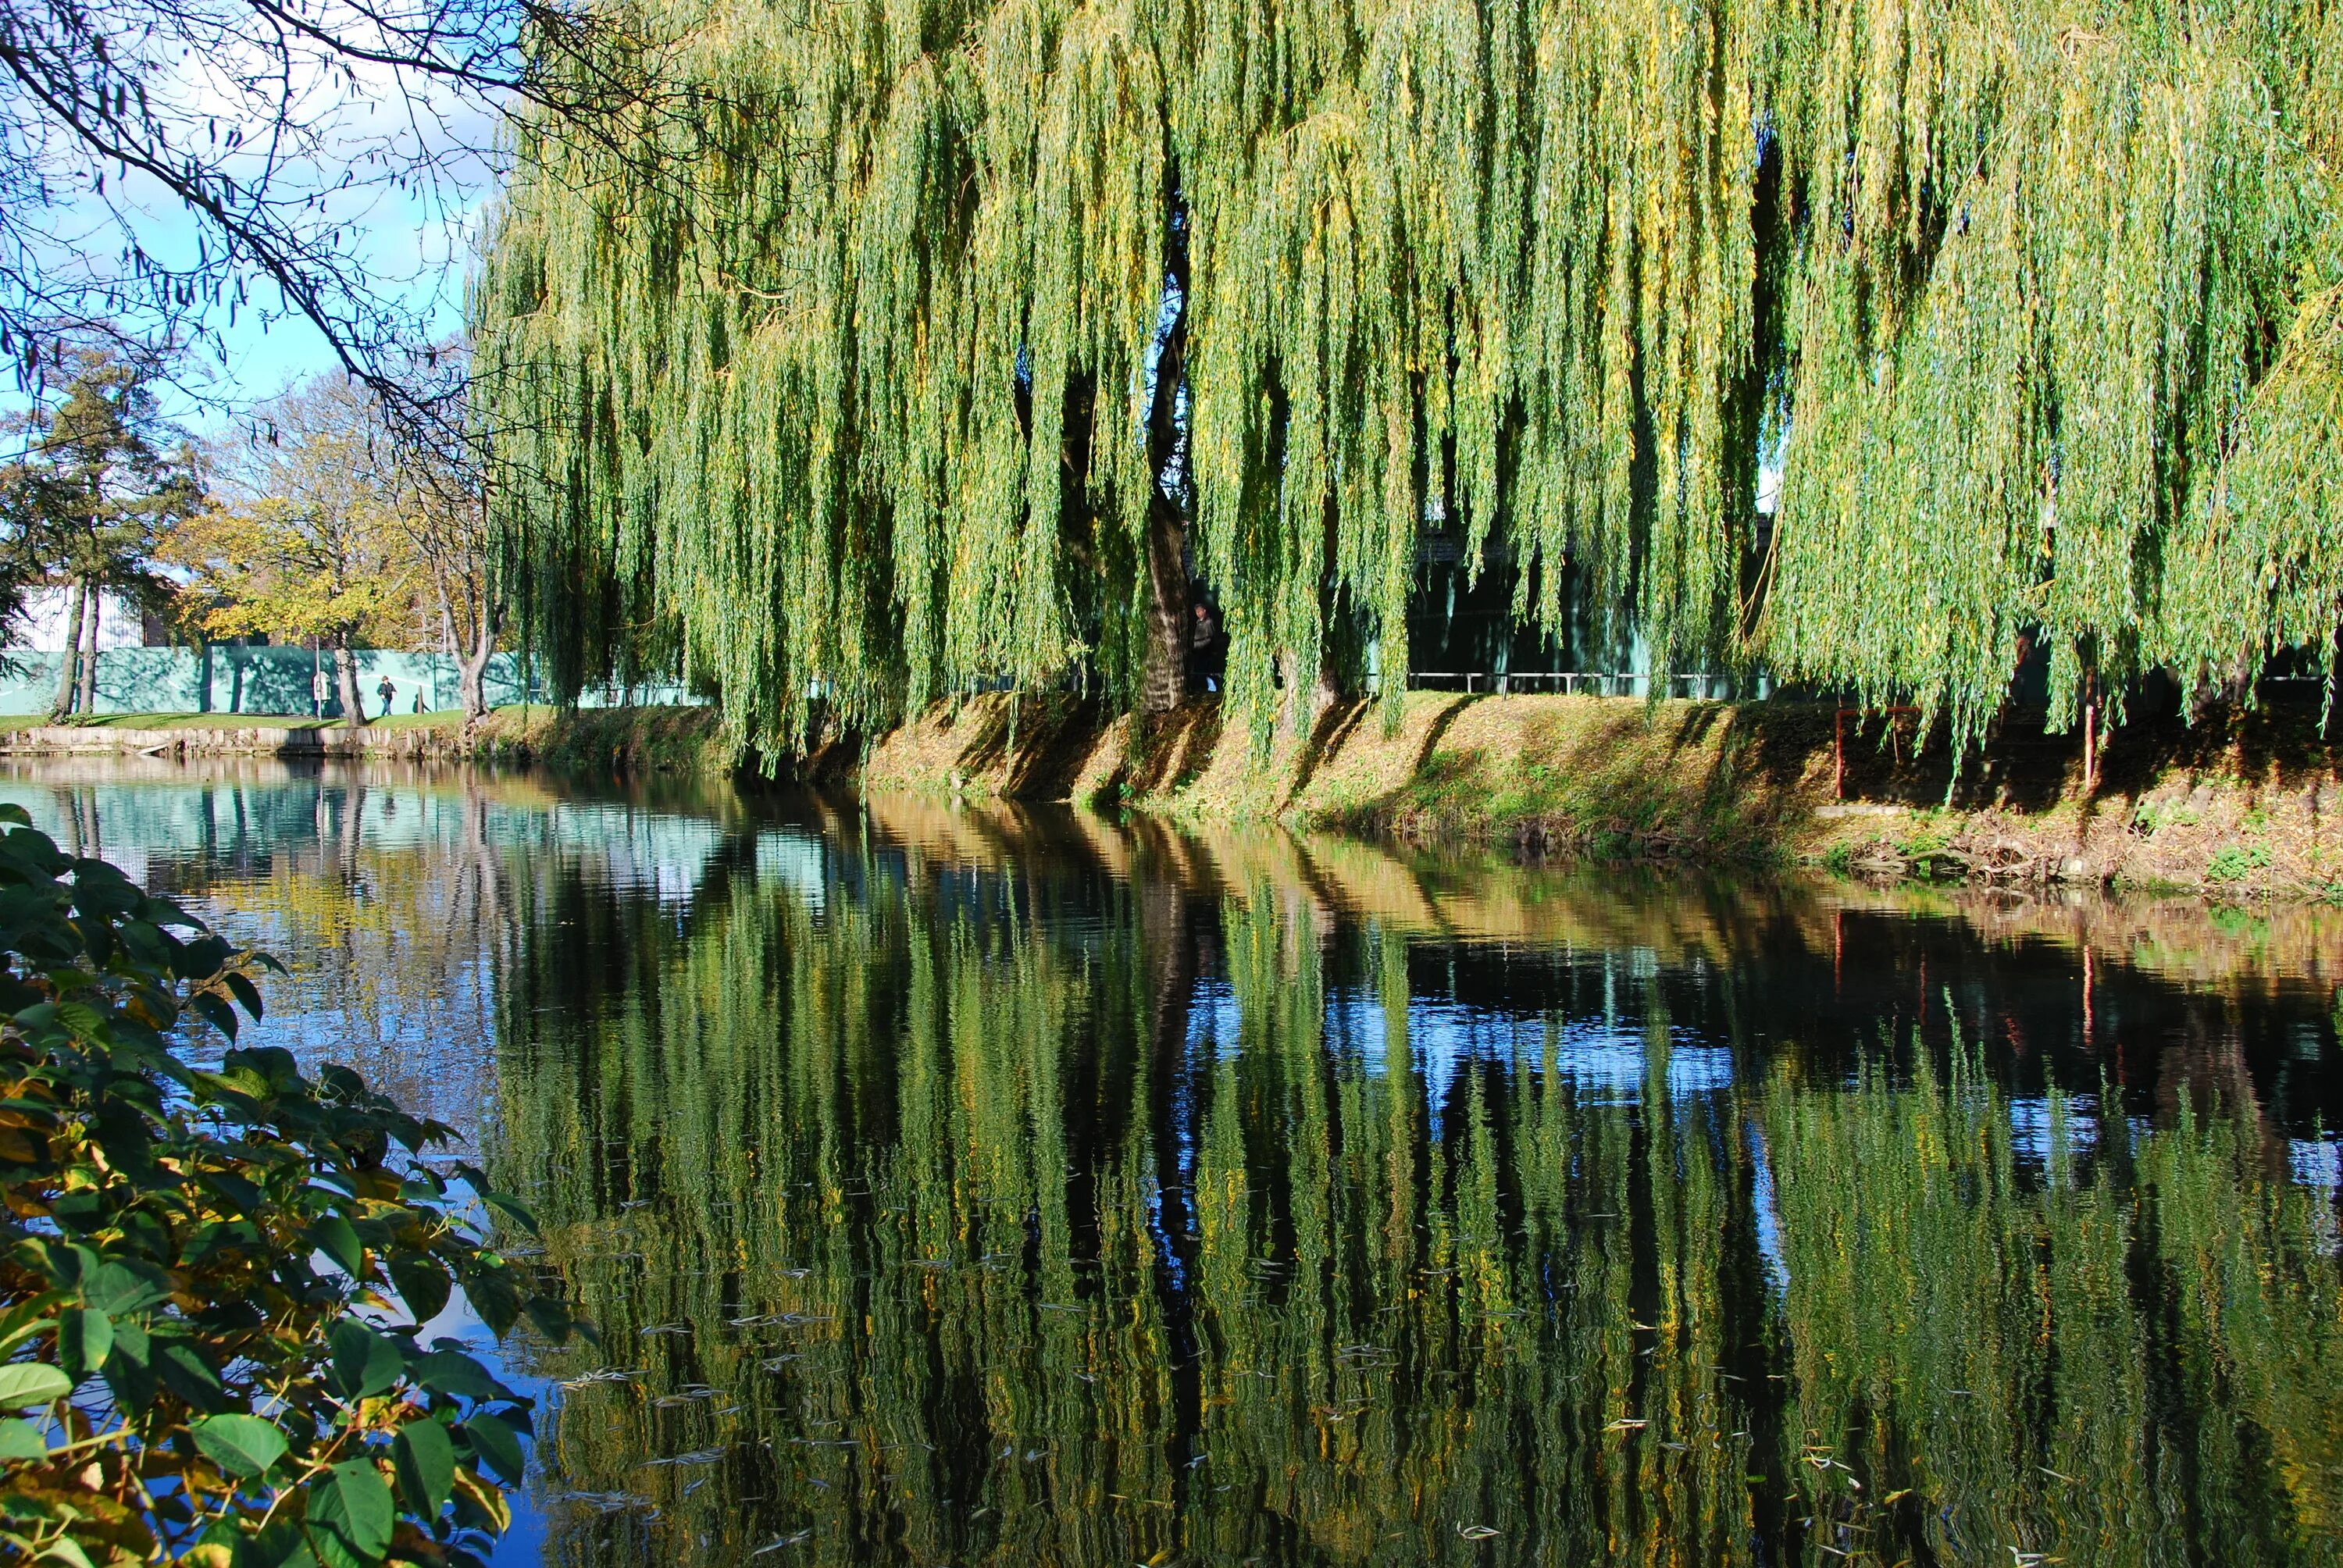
333;636;366;727
53;579;84;717
1135;822;1201;1498
77;581;99;715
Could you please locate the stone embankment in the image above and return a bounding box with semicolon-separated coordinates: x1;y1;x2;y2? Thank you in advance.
0;706;734;773
0;723;466;760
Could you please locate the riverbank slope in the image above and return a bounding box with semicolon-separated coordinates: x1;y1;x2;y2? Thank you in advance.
862;690;2343;899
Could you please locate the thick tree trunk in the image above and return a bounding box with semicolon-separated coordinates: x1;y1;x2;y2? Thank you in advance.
333;637;366;727
76;581;99;715
458;594;496;725
1138;262;1190;716
53;578;84;716
1139;490;1188;715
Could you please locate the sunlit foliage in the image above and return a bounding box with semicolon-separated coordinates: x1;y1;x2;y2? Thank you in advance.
475;0;2342;759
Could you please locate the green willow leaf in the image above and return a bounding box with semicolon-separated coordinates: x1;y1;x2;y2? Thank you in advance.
473;0;2341;769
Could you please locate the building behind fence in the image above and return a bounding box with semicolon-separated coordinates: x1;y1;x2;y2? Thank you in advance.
0;645;690;718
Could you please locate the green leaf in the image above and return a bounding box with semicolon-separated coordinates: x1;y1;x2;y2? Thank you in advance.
393;1421;455;1518
476;1192;540;1237
188;989;239;1040
0;1418;45;1460
153;1336;225;1410
192;1413;288;1478
56;1310;108;1382
460;1412;526;1484
412;1351;507;1403
223;970;266;1021
82;1259;168;1317
240;1519;316;1568
101;1316;153;1412
36;1536;94;1568
0;1363;71;1409
197;1168;267;1217
307;1215;366;1279
0;1298;61;1356
304;1458;394;1566
387;1255;449;1325
326;1320;403;1401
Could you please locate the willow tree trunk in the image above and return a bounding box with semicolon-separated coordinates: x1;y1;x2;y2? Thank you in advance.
1137;262;1190;716
76;582;99;715
52;579;84;717
333;637;366;728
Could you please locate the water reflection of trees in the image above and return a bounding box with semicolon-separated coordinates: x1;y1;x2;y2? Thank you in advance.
1;761;2334;1562
491;810;2343;1568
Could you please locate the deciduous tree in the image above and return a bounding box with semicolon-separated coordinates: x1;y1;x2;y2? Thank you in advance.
172;376;417;723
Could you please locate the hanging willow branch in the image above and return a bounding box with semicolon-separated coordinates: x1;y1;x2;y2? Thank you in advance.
472;0;2341;764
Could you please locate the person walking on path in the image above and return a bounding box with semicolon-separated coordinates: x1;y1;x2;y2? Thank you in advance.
376;674;396;719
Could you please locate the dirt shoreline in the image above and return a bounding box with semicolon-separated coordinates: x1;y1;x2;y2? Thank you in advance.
861;690;2343;901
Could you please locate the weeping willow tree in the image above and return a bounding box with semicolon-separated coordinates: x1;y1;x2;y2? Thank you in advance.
474;0;2342;761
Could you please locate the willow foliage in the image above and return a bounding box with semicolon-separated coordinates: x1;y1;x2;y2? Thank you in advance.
476;0;2341;758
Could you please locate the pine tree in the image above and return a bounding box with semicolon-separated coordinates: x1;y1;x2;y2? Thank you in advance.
0;350;197;716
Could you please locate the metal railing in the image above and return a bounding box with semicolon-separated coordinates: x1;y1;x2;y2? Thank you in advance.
1398;671;1741;699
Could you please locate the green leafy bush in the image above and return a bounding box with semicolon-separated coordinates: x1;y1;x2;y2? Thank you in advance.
0;804;583;1566
2205;843;2273;882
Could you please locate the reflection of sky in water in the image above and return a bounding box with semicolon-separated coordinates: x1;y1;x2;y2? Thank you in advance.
2294;1140;2343;1188
1746;1121;1789;1291
755;830;827;915
2006;1093;2102;1164
1210;988;1735;1111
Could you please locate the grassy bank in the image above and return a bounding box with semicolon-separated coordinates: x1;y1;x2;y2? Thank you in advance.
862;690;2343;899
460;705;733;772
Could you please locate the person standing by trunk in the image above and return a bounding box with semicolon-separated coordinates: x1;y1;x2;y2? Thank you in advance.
1188;600;1224;694
376;674;396;719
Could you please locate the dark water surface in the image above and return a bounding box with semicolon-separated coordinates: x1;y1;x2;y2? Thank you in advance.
8;759;2343;1567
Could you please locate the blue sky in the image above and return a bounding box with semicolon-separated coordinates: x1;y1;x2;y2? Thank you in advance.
23;34;502;434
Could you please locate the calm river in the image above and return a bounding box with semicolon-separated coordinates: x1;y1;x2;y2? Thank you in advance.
6;758;2342;1567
